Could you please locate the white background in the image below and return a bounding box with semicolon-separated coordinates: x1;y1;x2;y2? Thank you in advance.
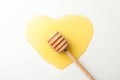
0;0;120;80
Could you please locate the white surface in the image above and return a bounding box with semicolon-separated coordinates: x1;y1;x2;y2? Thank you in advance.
0;0;120;80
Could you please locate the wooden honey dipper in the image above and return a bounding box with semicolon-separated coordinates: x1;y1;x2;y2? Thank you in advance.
47;32;94;80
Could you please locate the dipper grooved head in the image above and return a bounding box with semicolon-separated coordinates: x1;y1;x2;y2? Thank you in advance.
48;32;68;53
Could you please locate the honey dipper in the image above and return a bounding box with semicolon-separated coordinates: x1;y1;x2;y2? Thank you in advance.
47;32;94;80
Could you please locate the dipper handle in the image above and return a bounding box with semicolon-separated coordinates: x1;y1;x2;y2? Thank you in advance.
64;49;95;80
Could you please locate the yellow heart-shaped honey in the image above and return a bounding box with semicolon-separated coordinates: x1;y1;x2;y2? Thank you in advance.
25;15;93;69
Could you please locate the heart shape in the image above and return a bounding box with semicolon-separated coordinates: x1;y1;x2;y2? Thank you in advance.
25;15;93;69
